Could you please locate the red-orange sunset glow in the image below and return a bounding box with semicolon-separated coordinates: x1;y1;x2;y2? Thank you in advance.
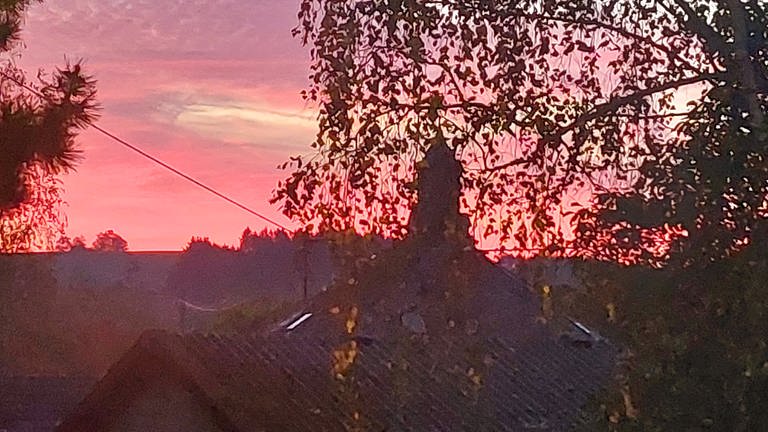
17;0;311;250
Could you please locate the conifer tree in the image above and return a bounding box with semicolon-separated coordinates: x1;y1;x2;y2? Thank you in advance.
1;0;98;251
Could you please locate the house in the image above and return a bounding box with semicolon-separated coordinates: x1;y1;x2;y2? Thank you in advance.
57;246;615;432
58;140;616;431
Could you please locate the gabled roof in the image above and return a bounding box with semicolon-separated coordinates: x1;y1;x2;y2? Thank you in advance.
59;329;613;431
59;249;616;431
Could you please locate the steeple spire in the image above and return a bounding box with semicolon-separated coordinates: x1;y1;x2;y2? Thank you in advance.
408;136;471;246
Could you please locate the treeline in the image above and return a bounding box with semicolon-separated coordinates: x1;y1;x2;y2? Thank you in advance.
166;229;334;306
0;228;385;376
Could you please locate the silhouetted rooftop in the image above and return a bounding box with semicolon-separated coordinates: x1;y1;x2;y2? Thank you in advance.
59;248;615;431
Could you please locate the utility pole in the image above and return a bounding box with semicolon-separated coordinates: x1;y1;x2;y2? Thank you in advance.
295;237;310;300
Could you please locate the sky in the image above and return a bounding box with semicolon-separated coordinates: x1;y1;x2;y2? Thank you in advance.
17;0;314;250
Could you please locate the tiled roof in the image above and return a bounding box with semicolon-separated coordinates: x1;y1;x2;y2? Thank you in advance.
59;250;616;431
235;332;610;431
60;328;613;431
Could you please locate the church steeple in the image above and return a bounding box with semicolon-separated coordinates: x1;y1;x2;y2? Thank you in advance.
408;136;471;247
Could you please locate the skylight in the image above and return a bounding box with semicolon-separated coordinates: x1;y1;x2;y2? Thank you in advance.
568;318;593;336
286;313;313;331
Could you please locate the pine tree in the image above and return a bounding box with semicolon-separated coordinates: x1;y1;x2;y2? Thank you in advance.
0;0;98;251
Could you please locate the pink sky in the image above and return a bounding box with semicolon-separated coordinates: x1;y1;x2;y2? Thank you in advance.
18;0;314;250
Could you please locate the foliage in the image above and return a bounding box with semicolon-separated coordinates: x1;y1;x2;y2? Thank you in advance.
54;234;86;251
576;0;768;265
185;236;235;252
168;238;237;304
0;61;98;209
0;1;39;52
0;163;67;252
273;3;768;428
554;245;768;431
209;300;292;334
91;229;128;252
169;233;334;305
0;0;98;251
238;227;292;253
274;0;768;264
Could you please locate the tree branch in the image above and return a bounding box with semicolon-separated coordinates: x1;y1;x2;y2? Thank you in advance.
485;72;725;172
665;0;731;56
495;8;703;74
543;72;724;143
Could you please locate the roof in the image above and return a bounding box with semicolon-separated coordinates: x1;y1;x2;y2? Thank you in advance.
59;249;616;431
59;330;613;431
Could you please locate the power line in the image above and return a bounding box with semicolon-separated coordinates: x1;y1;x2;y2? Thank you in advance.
90;124;293;231
0;69;294;233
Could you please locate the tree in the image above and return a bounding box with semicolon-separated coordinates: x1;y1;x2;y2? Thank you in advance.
91;230;128;252
0;164;67;252
1;0;98;252
272;2;768;428
55;234;86;252
238;227;292;253
273;0;768;264
559;240;768;431
167;237;236;305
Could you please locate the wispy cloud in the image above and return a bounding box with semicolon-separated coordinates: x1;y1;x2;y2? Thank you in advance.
18;0;312;249
172;101;316;148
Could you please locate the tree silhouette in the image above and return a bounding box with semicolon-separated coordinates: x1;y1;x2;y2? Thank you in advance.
274;0;768;264
91;230;128;252
271;1;768;428
0;0;98;251
0;164;67;252
55;234;86;252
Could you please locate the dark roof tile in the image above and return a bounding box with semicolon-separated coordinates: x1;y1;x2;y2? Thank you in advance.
60;254;616;431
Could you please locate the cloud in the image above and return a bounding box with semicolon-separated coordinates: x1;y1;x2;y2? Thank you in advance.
171;101;317;149
23;0;308;63
179;103;315;127
15;0;314;249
